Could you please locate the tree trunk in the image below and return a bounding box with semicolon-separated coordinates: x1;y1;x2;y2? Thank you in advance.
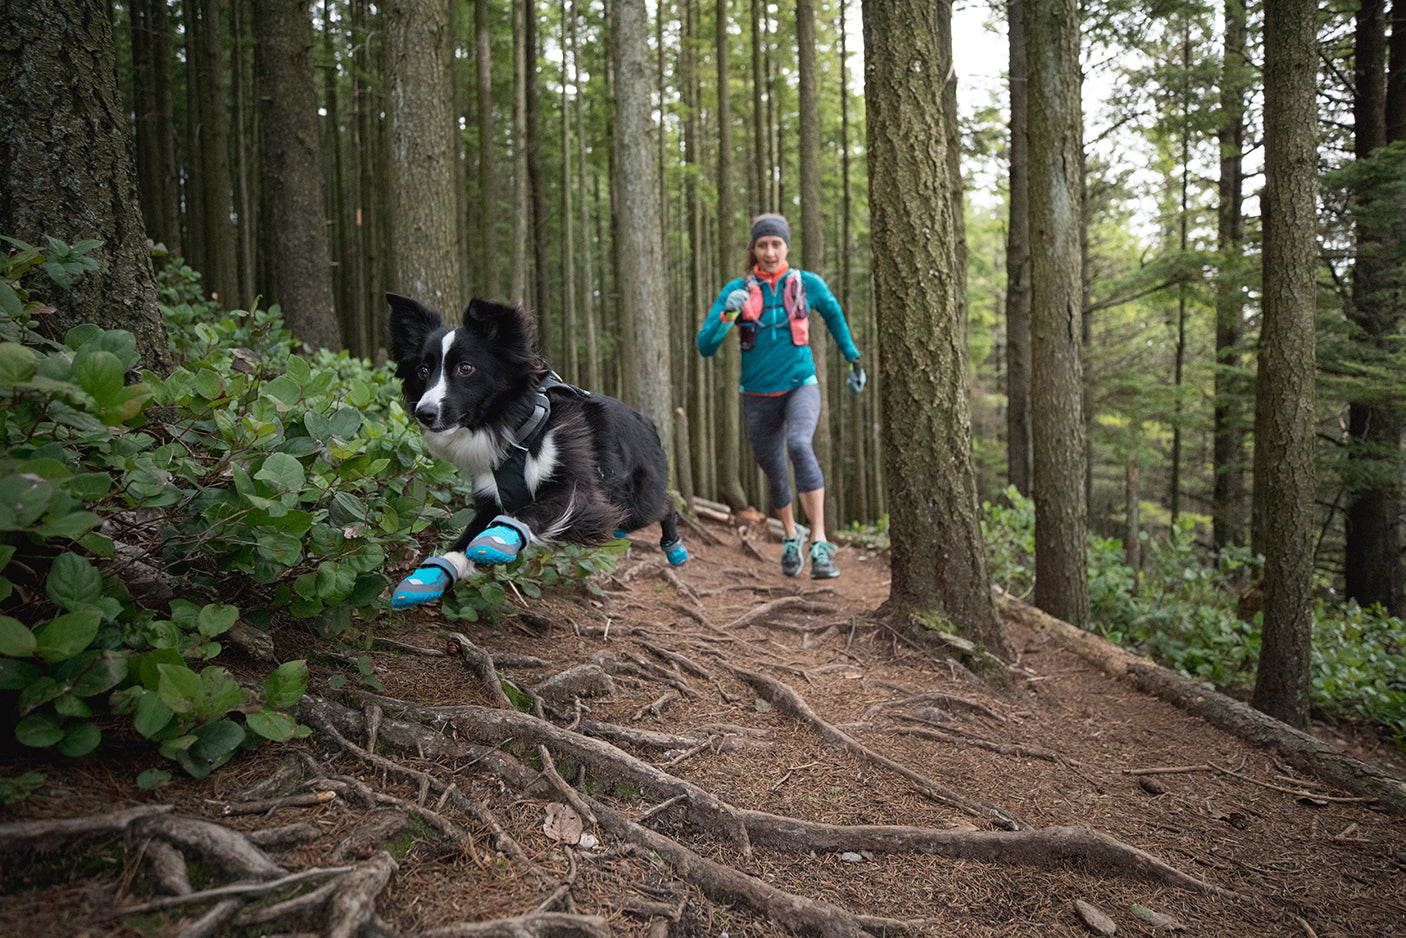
194;0;240;308
525;0;551;332
0;0;171;372
1344;0;1405;617
254;0;340;350
613;0;675;461
797;0;833;528
715;0;747;510
1005;0;1033;498
511;0;529;305
130;0;182;259
1026;0;1090;629
1213;0;1248;550
1251;0;1318;729
384;0;461;312
864;0;1011;660
475;0;499;301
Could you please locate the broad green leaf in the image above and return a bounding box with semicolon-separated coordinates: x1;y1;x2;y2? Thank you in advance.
198;666;247;717
72;349;124;405
0;544;15;569
36;510;100;541
0;474;53;529
33;608;101;662
0;615;35;657
15;713;64;748
133;689;175;738
257;532;303;566
196;604;239;638
66;472;113;500
245;709;297;742
263;659;308;709
0;342;37;384
0;657;40;691
193;368;224;400
0;282;23;318
263;374;302;406
285;355;312;387
69;652;128;696
156;663;204;714
56;722;101;758
327;407;362;438
254;452;305;493
46;552;103;611
190;718;245;760
137;768;172;790
52;693;93;718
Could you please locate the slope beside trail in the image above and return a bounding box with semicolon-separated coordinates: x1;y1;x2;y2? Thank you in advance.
1;515;1403;937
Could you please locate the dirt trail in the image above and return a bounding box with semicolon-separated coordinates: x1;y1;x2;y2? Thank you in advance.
2;517;1403;937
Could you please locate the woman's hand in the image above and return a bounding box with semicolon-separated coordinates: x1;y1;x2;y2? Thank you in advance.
847;362;866;396
721;288;749;323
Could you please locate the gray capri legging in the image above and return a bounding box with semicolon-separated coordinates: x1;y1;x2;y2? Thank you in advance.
742;383;824;511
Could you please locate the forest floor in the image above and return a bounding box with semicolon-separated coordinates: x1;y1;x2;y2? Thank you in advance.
2;515;1404;938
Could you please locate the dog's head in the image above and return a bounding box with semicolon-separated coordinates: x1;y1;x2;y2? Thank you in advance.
386;294;546;434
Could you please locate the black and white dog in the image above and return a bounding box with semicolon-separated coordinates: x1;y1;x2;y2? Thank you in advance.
386;293;685;607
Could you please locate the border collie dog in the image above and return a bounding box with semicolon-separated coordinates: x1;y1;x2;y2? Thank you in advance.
386;293;686;607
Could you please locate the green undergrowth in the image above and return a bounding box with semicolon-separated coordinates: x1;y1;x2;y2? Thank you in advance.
0;236;620;792
982;486;1406;748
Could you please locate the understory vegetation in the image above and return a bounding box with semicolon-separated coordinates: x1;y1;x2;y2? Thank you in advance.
981;488;1406;747
0;239;617;794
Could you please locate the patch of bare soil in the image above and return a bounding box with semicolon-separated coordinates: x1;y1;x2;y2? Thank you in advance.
2;517;1404;937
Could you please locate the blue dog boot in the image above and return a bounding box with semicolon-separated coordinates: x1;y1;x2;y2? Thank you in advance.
392;556;459;608
466;515;531;565
613;529;631;540
661;536;688;566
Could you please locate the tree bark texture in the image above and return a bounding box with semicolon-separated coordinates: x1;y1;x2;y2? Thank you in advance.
1006;0;1033;498
1344;0;1404;616
1251;0;1318;729
1213;0;1247;550
1025;0;1090;629
863;0;1011;658
254;0;340;351
612;0;675;461
715;0;747;511
0;0;171;372
384;0;461;313
194;0;240;307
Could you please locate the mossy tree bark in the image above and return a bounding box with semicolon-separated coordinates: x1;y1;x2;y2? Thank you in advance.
863;0;1012;660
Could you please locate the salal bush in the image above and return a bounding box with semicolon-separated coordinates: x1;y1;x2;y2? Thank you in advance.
0;238;470;783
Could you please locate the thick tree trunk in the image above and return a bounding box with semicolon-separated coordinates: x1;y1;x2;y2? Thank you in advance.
475;0;499;301
384;0;461;312
0;0;170;372
1251;0;1318;729
864;0;1011;659
1026;0;1090;629
254;0;340;351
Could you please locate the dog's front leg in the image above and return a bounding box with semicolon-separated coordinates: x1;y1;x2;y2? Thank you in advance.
391;498;499;608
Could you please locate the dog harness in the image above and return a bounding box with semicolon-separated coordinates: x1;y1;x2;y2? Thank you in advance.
493;372;587;514
739;269;809;346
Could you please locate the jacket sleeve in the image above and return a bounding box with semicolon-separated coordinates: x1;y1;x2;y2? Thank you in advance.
803;271;861;363
697;280;742;358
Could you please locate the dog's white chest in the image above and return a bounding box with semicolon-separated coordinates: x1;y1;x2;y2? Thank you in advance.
422;426;559;505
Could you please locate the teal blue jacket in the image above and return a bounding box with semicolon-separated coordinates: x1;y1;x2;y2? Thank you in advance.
696;267;860;395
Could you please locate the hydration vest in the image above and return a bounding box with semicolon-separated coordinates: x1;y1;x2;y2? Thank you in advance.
738;269;809;346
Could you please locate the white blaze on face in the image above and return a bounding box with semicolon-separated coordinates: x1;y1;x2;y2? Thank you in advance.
415;331;457;421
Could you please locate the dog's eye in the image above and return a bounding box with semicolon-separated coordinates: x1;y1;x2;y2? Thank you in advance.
455;362;475;377
416;364;430;380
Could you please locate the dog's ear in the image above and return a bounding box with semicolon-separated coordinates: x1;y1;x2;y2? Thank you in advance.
463;298;523;339
386;293;443;362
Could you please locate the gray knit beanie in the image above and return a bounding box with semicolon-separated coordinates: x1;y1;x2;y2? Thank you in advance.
750;213;791;246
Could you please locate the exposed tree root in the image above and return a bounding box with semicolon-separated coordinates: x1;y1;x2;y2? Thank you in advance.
723;596;839;631
727;663;1028;831
733;809;1241;898
0;804;172;852
419;911;611;937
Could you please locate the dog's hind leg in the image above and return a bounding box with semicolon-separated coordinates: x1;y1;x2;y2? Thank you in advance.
659;508;687;566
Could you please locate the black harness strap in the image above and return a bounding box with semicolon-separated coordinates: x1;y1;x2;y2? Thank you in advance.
492;372;588;514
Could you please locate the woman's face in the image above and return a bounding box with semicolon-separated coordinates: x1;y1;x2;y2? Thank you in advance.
753;235;789;274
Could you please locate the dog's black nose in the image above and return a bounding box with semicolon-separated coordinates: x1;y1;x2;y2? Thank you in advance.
415;404;440;427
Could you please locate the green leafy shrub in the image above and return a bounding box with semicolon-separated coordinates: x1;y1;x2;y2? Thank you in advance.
1;236;625;783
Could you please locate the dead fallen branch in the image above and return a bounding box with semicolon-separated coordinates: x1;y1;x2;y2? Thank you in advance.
107;865;355;918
